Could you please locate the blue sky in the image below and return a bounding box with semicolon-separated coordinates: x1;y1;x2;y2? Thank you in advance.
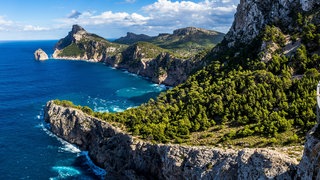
0;0;239;40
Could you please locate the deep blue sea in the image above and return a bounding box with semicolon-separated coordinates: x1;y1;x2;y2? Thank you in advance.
0;40;165;179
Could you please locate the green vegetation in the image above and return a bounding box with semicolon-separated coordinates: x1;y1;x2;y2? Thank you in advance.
59;43;85;57
54;11;320;148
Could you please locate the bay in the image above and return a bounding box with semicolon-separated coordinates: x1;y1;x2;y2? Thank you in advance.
0;40;164;179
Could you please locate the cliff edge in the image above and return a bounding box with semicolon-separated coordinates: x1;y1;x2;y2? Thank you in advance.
44;101;297;179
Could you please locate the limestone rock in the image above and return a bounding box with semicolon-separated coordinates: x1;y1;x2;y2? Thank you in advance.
224;0;320;48
34;48;49;60
44;101;297;179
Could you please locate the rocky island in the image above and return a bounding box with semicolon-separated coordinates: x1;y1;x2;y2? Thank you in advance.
44;0;320;179
34;48;48;60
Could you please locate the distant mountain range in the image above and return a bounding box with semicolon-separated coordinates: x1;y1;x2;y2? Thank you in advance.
114;27;225;58
52;25;225;86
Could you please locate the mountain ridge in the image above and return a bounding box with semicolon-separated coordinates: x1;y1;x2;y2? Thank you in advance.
52;25;216;86
114;27;224;58
44;0;320;178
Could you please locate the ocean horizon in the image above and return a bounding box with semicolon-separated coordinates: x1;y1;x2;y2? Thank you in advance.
0;40;164;179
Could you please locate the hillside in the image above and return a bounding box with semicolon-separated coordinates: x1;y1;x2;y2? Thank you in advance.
53;25;126;61
114;27;225;58
53;25;208;86
45;0;320;179
55;0;320;147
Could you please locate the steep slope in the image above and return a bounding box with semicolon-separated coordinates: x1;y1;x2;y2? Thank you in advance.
61;0;320;145
114;27;224;58
44;0;320;179
45;100;297;179
53;25;206;86
53;25;126;62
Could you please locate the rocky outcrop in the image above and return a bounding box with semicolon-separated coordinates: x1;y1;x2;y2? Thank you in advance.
34;48;49;60
224;0;320;48
295;124;320;179
53;25;206;86
44;101;298;179
53;25;125;62
105;43;200;86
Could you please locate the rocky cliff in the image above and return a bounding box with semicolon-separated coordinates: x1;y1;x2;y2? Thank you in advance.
105;42;202;85
34;48;48;60
224;0;320;48
53;25;125;62
53;25;207;86
44;101;298;179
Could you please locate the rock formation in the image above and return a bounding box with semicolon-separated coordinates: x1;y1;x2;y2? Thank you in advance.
52;25;125;62
44;101;298;179
53;25;211;86
34;48;49;60
224;0;320;48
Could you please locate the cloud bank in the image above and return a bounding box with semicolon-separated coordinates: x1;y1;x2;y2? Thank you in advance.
57;0;238;36
0;0;239;39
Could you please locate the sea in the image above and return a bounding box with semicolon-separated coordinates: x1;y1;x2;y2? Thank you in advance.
0;40;166;179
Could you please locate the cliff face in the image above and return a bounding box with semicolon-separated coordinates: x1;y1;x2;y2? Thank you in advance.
44;101;298;179
34;48;49;61
105;43;200;86
53;25;125;62
295;124;320;179
53;25;205;86
224;0;320;48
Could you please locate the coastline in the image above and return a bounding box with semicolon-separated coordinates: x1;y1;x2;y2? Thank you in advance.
44;100;301;179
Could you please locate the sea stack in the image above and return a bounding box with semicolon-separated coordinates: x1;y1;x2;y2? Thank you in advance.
34;48;49;60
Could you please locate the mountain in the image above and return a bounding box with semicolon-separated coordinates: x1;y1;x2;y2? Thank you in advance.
114;27;225;58
53;25;207;86
113;32;153;45
53;25;126;62
52;0;320;149
45;0;320;178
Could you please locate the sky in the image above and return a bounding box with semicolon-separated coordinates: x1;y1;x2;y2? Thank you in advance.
0;0;239;40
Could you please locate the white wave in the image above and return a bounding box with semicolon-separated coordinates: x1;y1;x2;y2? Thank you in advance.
59;143;81;154
50;166;81;179
38;123;81;154
116;87;152;98
94;107;109;113
81;151;106;178
151;83;168;91
111;106;124;112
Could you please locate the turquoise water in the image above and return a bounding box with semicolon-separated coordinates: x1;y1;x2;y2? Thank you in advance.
0;40;164;179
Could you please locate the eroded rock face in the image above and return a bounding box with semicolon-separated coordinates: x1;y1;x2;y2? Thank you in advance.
44;101;297;179
295;124;320;179
225;0;320;48
34;48;49;60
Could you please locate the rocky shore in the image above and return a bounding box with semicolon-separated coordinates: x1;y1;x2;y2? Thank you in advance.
44;101;303;179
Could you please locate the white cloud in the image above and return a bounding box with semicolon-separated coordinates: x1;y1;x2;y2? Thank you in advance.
55;0;239;37
125;0;136;3
0;16;14;31
0;16;13;26
68;10;82;19
23;25;50;31
142;0;237;32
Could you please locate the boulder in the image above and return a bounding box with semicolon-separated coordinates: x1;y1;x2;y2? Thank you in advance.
34;48;49;60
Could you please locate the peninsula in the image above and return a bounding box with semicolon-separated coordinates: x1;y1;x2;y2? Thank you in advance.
45;0;320;179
